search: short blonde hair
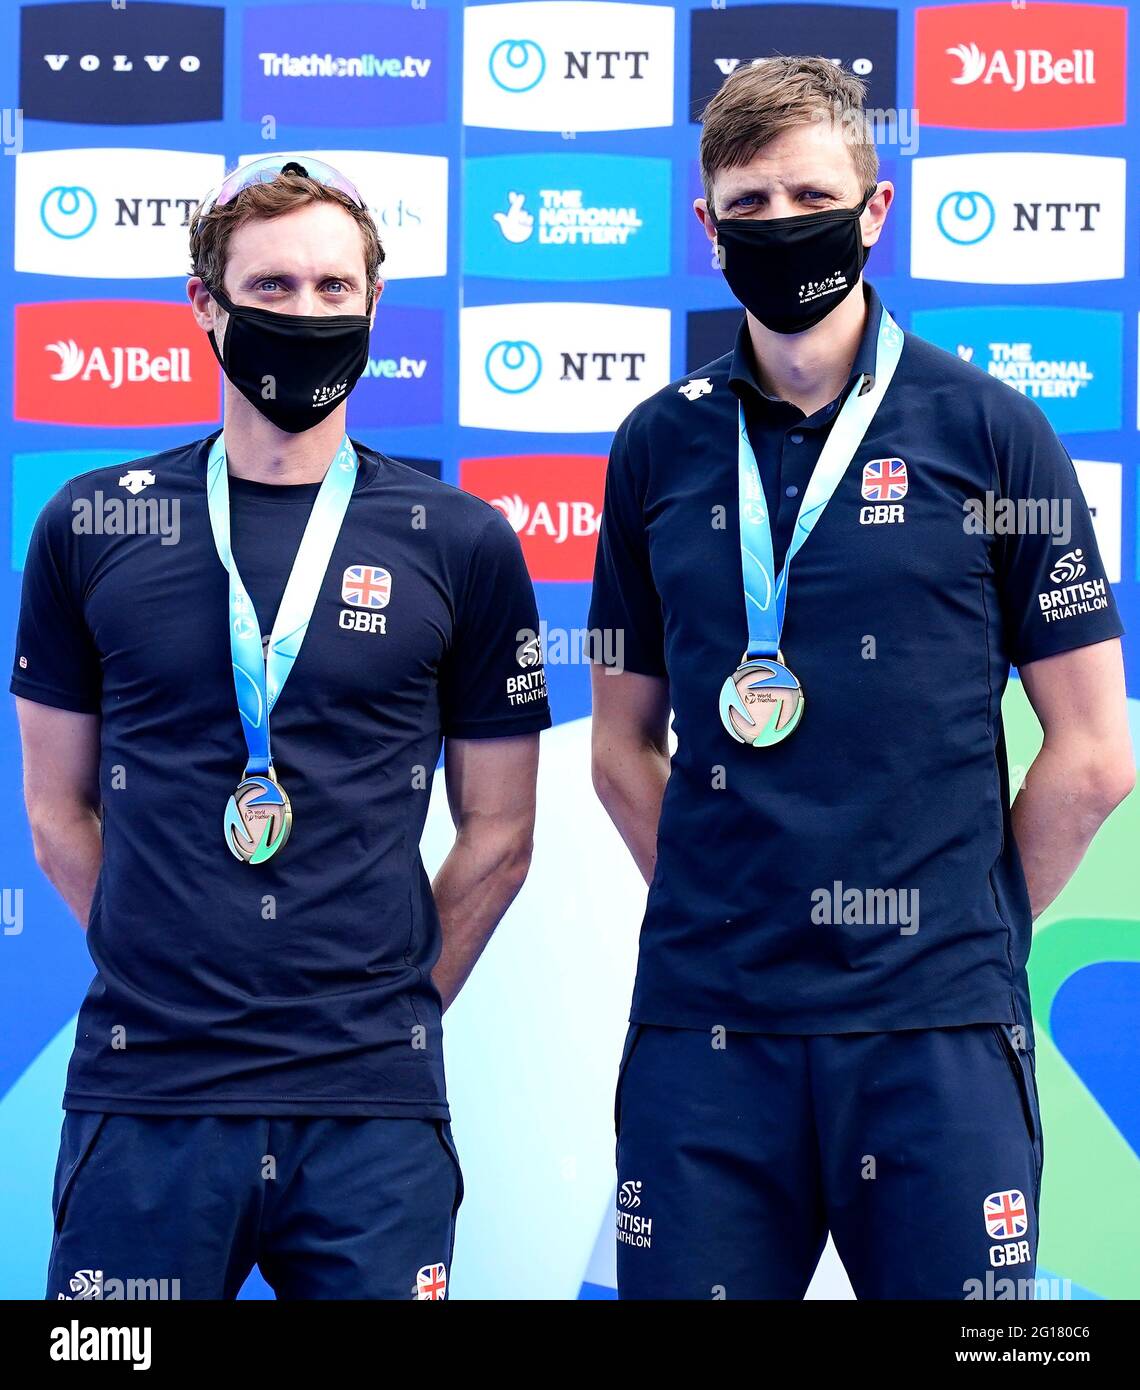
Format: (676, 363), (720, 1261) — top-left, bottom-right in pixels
(189, 171), (384, 304)
(699, 55), (878, 216)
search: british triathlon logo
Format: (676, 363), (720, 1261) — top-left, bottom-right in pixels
(1049, 549), (1086, 584)
(616, 1179), (653, 1248)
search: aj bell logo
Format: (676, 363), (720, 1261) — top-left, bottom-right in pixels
(492, 491), (600, 545)
(46, 339), (192, 389)
(947, 44), (1096, 93)
(338, 564), (390, 635)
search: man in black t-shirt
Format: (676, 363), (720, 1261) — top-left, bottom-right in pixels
(13, 156), (550, 1301)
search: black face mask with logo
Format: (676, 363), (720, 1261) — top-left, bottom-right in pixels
(207, 286), (372, 434)
(711, 191), (874, 335)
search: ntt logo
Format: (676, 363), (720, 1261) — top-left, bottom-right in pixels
(489, 39), (546, 93)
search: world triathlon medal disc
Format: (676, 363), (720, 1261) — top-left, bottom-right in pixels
(718, 658), (804, 747)
(224, 772), (293, 864)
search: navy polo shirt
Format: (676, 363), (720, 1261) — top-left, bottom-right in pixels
(589, 281), (1123, 1039)
(12, 436), (551, 1116)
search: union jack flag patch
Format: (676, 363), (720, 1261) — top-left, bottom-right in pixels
(983, 1189), (1028, 1240)
(341, 564), (391, 609)
(416, 1263), (447, 1300)
(861, 457), (908, 501)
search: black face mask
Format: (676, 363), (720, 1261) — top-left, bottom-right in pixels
(712, 191), (874, 335)
(207, 286), (372, 434)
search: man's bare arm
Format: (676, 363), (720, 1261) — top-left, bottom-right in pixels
(14, 697), (102, 927)
(590, 666), (671, 885)
(431, 732), (540, 1011)
(1014, 638), (1134, 917)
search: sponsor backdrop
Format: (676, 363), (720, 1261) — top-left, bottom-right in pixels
(0, 0), (1138, 1301)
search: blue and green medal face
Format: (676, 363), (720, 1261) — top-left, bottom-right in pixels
(720, 310), (904, 749)
(719, 656), (804, 747)
(207, 433), (358, 863)
(224, 772), (293, 864)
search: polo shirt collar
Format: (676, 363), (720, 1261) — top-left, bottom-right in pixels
(728, 280), (884, 408)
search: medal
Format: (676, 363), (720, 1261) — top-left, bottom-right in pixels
(719, 656), (804, 747)
(224, 770), (293, 864)
(207, 433), (358, 862)
(722, 309), (904, 747)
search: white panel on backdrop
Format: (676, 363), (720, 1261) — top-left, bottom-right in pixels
(15, 149), (226, 278)
(463, 2), (675, 132)
(459, 302), (670, 432)
(423, 716), (644, 1299)
(238, 151), (448, 280)
(1072, 459), (1122, 585)
(910, 154), (1125, 284)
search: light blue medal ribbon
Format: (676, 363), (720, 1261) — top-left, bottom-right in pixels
(720, 309), (905, 747)
(206, 433), (358, 861)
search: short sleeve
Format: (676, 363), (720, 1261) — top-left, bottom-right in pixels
(10, 483), (101, 713)
(439, 507), (552, 739)
(995, 402), (1124, 668)
(587, 412), (667, 677)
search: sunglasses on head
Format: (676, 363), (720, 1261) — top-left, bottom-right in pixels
(196, 155), (367, 219)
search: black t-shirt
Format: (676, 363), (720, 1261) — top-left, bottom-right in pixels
(11, 436), (551, 1116)
(588, 282), (1123, 1040)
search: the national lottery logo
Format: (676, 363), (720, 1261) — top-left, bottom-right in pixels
(861, 458), (908, 501)
(912, 306), (1121, 437)
(341, 565), (392, 609)
(415, 1263), (447, 1300)
(465, 153), (669, 281)
(983, 1189), (1028, 1240)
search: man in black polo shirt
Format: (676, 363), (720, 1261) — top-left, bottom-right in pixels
(13, 157), (550, 1299)
(589, 59), (1132, 1298)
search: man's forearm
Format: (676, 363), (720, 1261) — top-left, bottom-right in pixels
(1012, 741), (1132, 918)
(431, 828), (532, 1011)
(592, 743), (670, 885)
(30, 808), (103, 927)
